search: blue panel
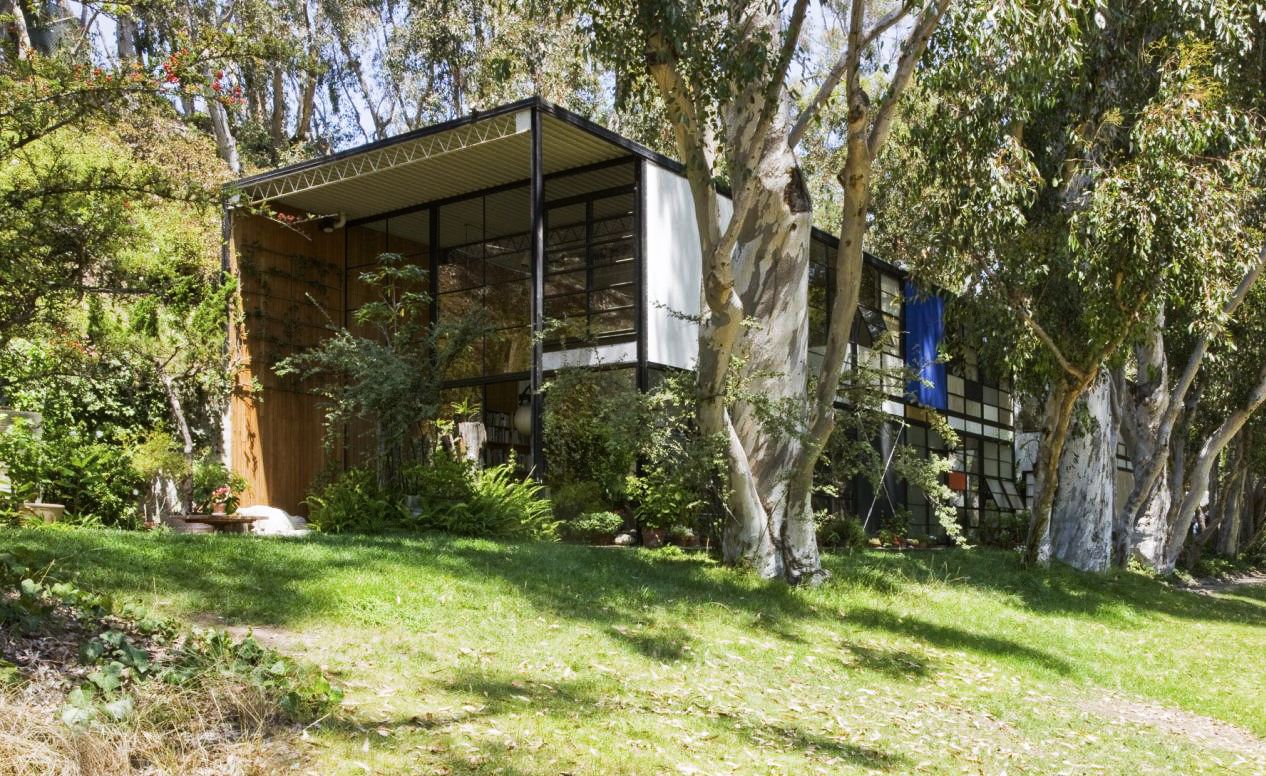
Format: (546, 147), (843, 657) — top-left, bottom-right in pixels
(903, 280), (947, 410)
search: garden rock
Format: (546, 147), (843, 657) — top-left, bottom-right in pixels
(613, 531), (636, 546)
(239, 505), (311, 537)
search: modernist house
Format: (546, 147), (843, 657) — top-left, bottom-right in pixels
(225, 97), (1023, 540)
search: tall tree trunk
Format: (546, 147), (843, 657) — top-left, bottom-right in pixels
(1024, 379), (1084, 567)
(115, 10), (139, 62)
(1047, 372), (1116, 570)
(1116, 309), (1168, 564)
(1121, 246), (1266, 553)
(156, 360), (195, 513)
(208, 93), (241, 174)
(5, 0), (33, 58)
(1216, 438), (1247, 557)
(270, 64), (286, 150)
(1161, 361), (1266, 571)
(646, 4), (820, 583)
(295, 71), (317, 142)
(726, 110), (818, 582)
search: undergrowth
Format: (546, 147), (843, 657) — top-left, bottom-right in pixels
(0, 551), (342, 775)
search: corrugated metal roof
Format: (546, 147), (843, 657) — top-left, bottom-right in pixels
(236, 101), (643, 223)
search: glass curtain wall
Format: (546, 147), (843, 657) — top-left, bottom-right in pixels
(421, 159), (641, 469)
(544, 164), (638, 349)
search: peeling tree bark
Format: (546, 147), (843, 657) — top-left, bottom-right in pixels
(1161, 362), (1266, 572)
(1025, 379), (1084, 566)
(1046, 372), (1117, 571)
(1121, 246), (1266, 562)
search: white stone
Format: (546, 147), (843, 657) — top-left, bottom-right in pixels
(239, 505), (312, 537)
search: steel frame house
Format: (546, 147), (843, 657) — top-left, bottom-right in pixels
(225, 97), (1023, 540)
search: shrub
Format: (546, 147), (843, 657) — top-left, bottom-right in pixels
(560, 510), (624, 542)
(191, 455), (247, 514)
(542, 369), (647, 502)
(456, 462), (556, 540)
(628, 372), (727, 533)
(0, 422), (143, 528)
(816, 511), (867, 550)
(550, 480), (609, 524)
(401, 449), (475, 511)
(305, 467), (404, 534)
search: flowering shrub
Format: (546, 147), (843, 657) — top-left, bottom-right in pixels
(191, 457), (247, 514)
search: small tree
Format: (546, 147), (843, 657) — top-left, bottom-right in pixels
(276, 254), (486, 491)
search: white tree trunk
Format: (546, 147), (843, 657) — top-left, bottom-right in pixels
(1159, 363), (1266, 572)
(1116, 312), (1169, 564)
(1045, 372), (1116, 571)
(208, 92), (242, 174)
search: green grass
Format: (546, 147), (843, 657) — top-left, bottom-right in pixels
(6, 526), (1265, 774)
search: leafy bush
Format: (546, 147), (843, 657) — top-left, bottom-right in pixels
(550, 480), (609, 524)
(816, 511), (868, 550)
(560, 510), (624, 542)
(424, 462), (556, 540)
(401, 449), (476, 510)
(307, 456), (555, 540)
(542, 369), (647, 502)
(191, 455), (247, 513)
(0, 421), (143, 528)
(628, 372), (727, 533)
(305, 467), (404, 534)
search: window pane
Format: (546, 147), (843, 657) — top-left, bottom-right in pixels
(590, 236), (635, 266)
(486, 327), (532, 375)
(591, 308), (635, 337)
(544, 292), (586, 320)
(439, 246), (483, 292)
(484, 247), (529, 285)
(546, 269), (587, 296)
(439, 288), (483, 323)
(486, 279), (531, 329)
(591, 283), (636, 313)
(592, 261), (635, 289)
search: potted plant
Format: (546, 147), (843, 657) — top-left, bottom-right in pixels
(667, 525), (699, 548)
(562, 510), (624, 545)
(192, 457), (246, 515)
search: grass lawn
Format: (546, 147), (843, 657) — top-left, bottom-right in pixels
(5, 527), (1265, 775)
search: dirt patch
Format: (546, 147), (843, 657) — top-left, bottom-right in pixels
(1182, 571), (1266, 596)
(189, 614), (314, 654)
(1082, 692), (1266, 765)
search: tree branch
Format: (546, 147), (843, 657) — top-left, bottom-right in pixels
(788, 0), (917, 147)
(868, 0), (950, 158)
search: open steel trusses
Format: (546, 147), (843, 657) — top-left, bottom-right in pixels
(235, 109), (530, 205)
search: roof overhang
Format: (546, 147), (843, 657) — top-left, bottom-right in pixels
(229, 97), (680, 223)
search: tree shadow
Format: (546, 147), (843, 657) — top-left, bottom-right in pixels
(828, 549), (1266, 626)
(844, 607), (1072, 674)
(839, 641), (933, 678)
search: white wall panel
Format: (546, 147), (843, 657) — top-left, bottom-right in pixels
(543, 341), (637, 371)
(643, 161), (726, 370)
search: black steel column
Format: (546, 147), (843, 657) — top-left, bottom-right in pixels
(429, 207), (439, 326)
(529, 107), (546, 476)
(635, 160), (648, 392)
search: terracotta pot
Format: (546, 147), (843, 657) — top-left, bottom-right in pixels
(641, 527), (666, 548)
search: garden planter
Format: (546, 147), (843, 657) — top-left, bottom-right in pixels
(21, 502), (64, 523)
(589, 532), (618, 546)
(641, 528), (666, 548)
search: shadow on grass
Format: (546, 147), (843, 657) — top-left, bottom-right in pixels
(7, 529), (1262, 668)
(839, 642), (932, 678)
(827, 548), (1266, 626)
(844, 607), (1072, 674)
(327, 667), (911, 773)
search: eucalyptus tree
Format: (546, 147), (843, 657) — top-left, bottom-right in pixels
(872, 0), (1266, 567)
(577, 0), (949, 582)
